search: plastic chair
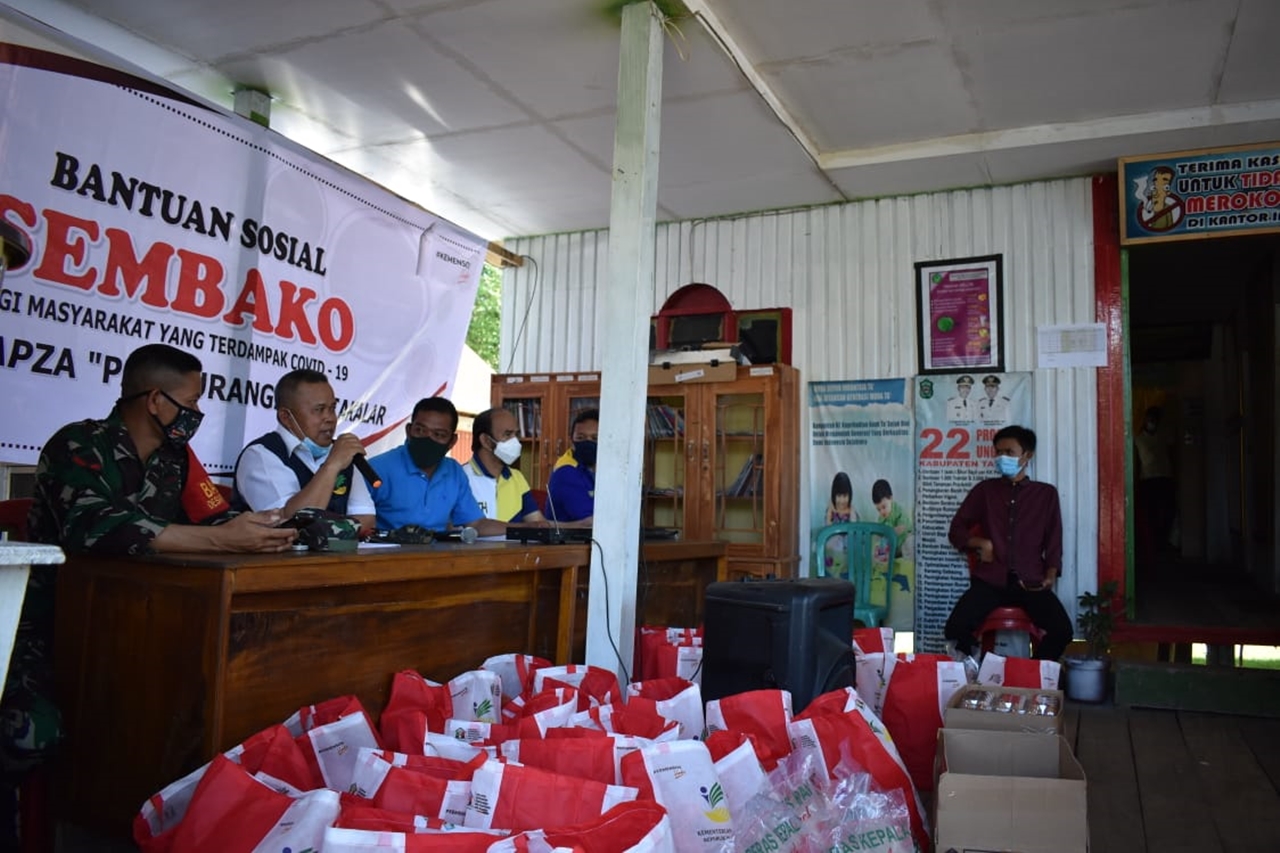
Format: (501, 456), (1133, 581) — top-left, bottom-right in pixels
(975, 606), (1046, 657)
(813, 521), (897, 628)
(530, 488), (548, 516)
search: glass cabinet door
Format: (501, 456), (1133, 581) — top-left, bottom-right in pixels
(556, 379), (601, 462)
(713, 387), (767, 546)
(499, 385), (549, 491)
(643, 391), (690, 533)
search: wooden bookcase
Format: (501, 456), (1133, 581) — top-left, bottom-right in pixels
(491, 370), (601, 491)
(492, 365), (799, 580)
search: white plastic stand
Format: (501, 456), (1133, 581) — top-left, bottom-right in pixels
(0, 542), (65, 690)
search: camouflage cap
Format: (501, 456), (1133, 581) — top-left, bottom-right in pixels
(297, 515), (360, 551)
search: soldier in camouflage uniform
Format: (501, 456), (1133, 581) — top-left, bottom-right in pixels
(2, 344), (298, 840)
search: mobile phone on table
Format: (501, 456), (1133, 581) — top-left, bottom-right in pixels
(275, 508), (322, 529)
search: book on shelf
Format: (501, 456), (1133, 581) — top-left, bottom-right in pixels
(645, 487), (684, 497)
(503, 400), (542, 438)
(646, 404), (685, 438)
(726, 453), (763, 497)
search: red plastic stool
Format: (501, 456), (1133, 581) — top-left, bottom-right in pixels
(976, 606), (1046, 658)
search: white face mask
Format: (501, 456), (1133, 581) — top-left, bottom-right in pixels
(493, 435), (522, 465)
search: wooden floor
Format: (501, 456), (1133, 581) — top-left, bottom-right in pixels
(1065, 700), (1280, 853)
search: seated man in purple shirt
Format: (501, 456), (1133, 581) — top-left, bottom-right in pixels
(944, 425), (1073, 661)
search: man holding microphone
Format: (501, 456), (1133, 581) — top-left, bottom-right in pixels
(232, 368), (378, 530)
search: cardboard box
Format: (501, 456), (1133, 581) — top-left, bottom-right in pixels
(934, 728), (1088, 853)
(647, 359), (737, 385)
(944, 685), (1065, 735)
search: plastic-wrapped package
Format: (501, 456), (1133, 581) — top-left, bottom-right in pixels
(813, 762), (916, 853)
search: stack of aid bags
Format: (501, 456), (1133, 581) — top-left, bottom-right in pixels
(132, 652), (930, 853)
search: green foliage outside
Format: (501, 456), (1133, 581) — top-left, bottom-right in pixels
(466, 264), (502, 370)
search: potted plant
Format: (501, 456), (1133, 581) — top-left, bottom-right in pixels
(1063, 580), (1118, 702)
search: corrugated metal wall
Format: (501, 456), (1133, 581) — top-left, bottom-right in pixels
(501, 177), (1099, 608)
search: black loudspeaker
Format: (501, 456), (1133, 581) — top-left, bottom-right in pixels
(701, 577), (856, 713)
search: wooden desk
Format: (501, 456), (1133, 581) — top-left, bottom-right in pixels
(54, 538), (725, 833)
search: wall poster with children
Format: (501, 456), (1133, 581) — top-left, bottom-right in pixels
(912, 371), (1033, 652)
(807, 380), (916, 631)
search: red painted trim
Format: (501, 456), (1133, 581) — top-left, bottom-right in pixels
(1114, 623), (1280, 646)
(0, 43), (204, 108)
(1093, 175), (1128, 620)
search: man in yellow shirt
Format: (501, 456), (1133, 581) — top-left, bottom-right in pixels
(463, 407), (547, 524)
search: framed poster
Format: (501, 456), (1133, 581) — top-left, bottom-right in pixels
(915, 254), (1004, 375)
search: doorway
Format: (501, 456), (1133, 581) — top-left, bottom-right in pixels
(1124, 233), (1280, 633)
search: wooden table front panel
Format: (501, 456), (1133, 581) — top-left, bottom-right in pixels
(55, 543), (585, 834)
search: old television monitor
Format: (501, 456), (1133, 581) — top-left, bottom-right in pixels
(667, 313), (726, 350)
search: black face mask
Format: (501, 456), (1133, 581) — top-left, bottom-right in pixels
(155, 391), (204, 447)
(407, 436), (450, 470)
(122, 389), (204, 447)
(573, 439), (598, 468)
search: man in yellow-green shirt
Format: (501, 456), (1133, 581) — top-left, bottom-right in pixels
(463, 407), (547, 523)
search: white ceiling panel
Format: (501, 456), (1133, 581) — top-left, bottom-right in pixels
(556, 89), (825, 190)
(828, 153), (992, 202)
(379, 0), (466, 15)
(425, 123), (611, 205)
(708, 0), (944, 63)
(957, 2), (1235, 128)
(659, 167), (843, 222)
(761, 40), (974, 149)
(326, 142), (516, 238)
(985, 120), (1280, 188)
(1218, 0), (1280, 102)
(398, 0), (625, 120)
(67, 0), (387, 63)
(215, 21), (529, 143)
(933, 0), (1180, 30)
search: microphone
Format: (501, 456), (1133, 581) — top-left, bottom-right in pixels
(433, 527), (478, 544)
(353, 453), (382, 489)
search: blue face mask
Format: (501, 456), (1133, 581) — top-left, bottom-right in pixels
(301, 435), (330, 461)
(287, 410), (330, 461)
(995, 454), (1023, 478)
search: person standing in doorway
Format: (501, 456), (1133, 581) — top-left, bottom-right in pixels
(1135, 405), (1176, 566)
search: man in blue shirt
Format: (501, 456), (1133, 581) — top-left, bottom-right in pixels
(368, 397), (507, 537)
(547, 407), (598, 524)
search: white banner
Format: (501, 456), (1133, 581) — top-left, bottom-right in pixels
(0, 50), (485, 474)
(807, 379), (916, 630)
(911, 372), (1033, 652)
